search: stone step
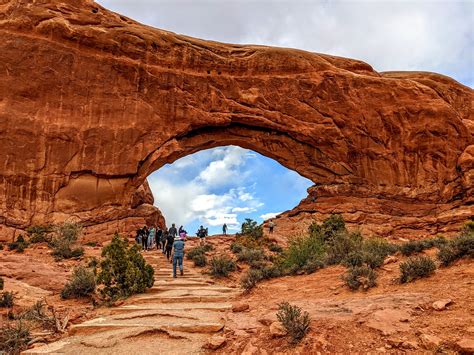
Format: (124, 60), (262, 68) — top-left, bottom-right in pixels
(70, 322), (224, 336)
(149, 286), (237, 293)
(153, 280), (212, 287)
(132, 294), (230, 304)
(111, 302), (232, 313)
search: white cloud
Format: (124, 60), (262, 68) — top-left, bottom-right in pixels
(148, 146), (263, 231)
(260, 212), (282, 221)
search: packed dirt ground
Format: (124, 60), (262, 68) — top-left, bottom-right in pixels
(1, 231), (473, 354)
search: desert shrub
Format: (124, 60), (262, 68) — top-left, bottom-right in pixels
(277, 302), (311, 344)
(8, 235), (29, 253)
(85, 241), (98, 247)
(209, 255), (236, 277)
(96, 234), (154, 301)
(0, 276), (4, 290)
(241, 218), (263, 239)
(342, 266), (377, 291)
(19, 300), (57, 331)
(192, 253), (207, 267)
(437, 233), (474, 266)
(61, 266), (96, 299)
(241, 268), (263, 291)
(261, 264), (282, 279)
(309, 214), (346, 242)
(50, 222), (84, 260)
(26, 225), (53, 244)
(279, 233), (325, 273)
(230, 242), (243, 254)
(0, 291), (15, 308)
(399, 240), (426, 256)
(302, 258), (325, 274)
(237, 247), (265, 263)
(399, 256), (436, 283)
(186, 246), (207, 260)
(268, 243), (283, 253)
(325, 231), (362, 265)
(0, 321), (31, 354)
(462, 219), (474, 235)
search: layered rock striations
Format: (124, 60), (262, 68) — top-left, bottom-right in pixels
(0, 0), (472, 241)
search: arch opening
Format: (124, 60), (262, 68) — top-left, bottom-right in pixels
(146, 145), (313, 235)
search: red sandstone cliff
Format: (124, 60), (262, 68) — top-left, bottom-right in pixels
(0, 0), (472, 241)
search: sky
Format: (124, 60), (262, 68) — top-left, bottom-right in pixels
(97, 0), (473, 234)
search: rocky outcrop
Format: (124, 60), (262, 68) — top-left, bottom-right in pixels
(0, 0), (472, 241)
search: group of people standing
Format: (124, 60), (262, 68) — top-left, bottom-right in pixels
(135, 223), (187, 277)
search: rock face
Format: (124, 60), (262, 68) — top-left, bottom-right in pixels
(0, 0), (472, 241)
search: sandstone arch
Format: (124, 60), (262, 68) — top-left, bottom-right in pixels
(0, 0), (472, 241)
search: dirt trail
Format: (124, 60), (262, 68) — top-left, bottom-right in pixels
(24, 251), (239, 354)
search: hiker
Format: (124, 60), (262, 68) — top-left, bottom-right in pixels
(135, 228), (142, 245)
(148, 225), (156, 249)
(165, 230), (174, 261)
(172, 235), (185, 278)
(162, 228), (169, 254)
(178, 225), (184, 234)
(197, 225), (206, 245)
(141, 226), (149, 251)
(223, 223), (228, 235)
(269, 221), (275, 234)
(155, 227), (163, 250)
(179, 228), (187, 241)
(169, 223), (178, 239)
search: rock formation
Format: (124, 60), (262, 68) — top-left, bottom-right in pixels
(0, 0), (472, 241)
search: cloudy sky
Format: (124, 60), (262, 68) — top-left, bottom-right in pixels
(98, 0), (473, 234)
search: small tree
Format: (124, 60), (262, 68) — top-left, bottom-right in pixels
(50, 222), (84, 260)
(96, 234), (154, 301)
(241, 218), (263, 239)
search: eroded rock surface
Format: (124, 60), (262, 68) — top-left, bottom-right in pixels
(0, 0), (472, 241)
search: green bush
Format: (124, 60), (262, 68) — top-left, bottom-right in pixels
(192, 253), (207, 267)
(399, 256), (436, 283)
(8, 235), (29, 253)
(276, 302), (311, 344)
(50, 222), (84, 260)
(437, 233), (474, 266)
(241, 218), (263, 239)
(241, 269), (263, 291)
(230, 242), (243, 254)
(0, 291), (15, 308)
(399, 240), (425, 256)
(0, 321), (31, 354)
(342, 266), (377, 291)
(302, 258), (325, 274)
(279, 233), (325, 273)
(186, 246), (206, 260)
(61, 266), (96, 299)
(237, 247), (265, 263)
(26, 225), (53, 244)
(261, 264), (282, 279)
(325, 231), (362, 265)
(209, 255), (236, 277)
(268, 243), (283, 253)
(96, 234), (154, 301)
(0, 277), (4, 291)
(309, 214), (346, 242)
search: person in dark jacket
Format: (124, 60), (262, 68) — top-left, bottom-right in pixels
(141, 226), (149, 251)
(165, 232), (174, 261)
(155, 228), (163, 250)
(172, 237), (185, 277)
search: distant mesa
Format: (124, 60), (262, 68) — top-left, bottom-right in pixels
(0, 0), (472, 241)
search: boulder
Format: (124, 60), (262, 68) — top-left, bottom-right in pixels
(232, 302), (250, 312)
(269, 322), (287, 337)
(419, 334), (442, 349)
(456, 338), (474, 354)
(432, 299), (453, 311)
(205, 335), (226, 350)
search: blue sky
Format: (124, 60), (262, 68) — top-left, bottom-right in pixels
(97, 0), (473, 234)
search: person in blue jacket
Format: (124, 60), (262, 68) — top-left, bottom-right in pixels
(172, 236), (185, 278)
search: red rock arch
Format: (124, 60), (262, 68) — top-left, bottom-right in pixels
(0, 0), (472, 241)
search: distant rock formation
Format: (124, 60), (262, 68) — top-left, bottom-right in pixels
(0, 0), (472, 241)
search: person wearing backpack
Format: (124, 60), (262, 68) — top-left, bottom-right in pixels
(172, 236), (185, 278)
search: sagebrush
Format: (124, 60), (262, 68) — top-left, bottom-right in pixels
(399, 256), (436, 283)
(342, 266), (377, 291)
(209, 255), (236, 277)
(277, 302), (311, 344)
(61, 266), (96, 299)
